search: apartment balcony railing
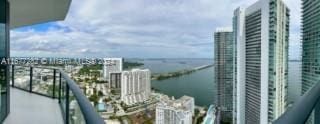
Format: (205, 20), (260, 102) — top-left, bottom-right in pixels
(10, 65), (105, 124)
(273, 80), (320, 124)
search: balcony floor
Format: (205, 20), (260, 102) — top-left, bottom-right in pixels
(4, 88), (64, 124)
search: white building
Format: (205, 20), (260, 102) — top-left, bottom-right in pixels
(202, 105), (217, 124)
(233, 0), (289, 124)
(103, 58), (123, 80)
(121, 69), (151, 105)
(233, 7), (246, 124)
(156, 96), (194, 124)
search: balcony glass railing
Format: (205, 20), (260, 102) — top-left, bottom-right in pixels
(11, 65), (105, 124)
(273, 80), (320, 124)
(12, 66), (31, 91)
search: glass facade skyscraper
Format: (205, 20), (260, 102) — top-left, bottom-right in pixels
(267, 0), (289, 122)
(301, 0), (320, 123)
(214, 28), (234, 123)
(301, 0), (320, 95)
(0, 0), (9, 122)
(233, 0), (289, 123)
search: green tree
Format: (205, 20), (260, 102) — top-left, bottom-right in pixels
(89, 94), (99, 105)
(98, 91), (103, 97)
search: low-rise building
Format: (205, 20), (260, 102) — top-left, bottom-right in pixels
(156, 96), (195, 124)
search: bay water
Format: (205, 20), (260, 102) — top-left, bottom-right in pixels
(130, 58), (301, 107)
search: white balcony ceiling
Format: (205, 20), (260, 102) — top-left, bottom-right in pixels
(8, 0), (71, 29)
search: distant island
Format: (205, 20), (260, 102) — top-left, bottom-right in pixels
(123, 61), (144, 69)
(152, 64), (214, 81)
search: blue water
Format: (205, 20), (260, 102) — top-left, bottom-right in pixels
(152, 66), (215, 107)
(128, 58), (214, 106)
(128, 58), (300, 107)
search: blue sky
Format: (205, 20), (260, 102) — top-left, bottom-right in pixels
(10, 0), (301, 59)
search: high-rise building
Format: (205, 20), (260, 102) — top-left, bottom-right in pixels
(156, 96), (194, 124)
(121, 69), (151, 105)
(109, 72), (122, 89)
(301, 0), (320, 96)
(214, 27), (234, 123)
(103, 58), (123, 80)
(301, 0), (320, 123)
(233, 0), (289, 123)
(233, 7), (246, 124)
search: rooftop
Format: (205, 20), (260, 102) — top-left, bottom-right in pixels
(158, 95), (194, 111)
(215, 27), (233, 32)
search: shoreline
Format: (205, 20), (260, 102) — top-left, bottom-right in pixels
(151, 64), (214, 81)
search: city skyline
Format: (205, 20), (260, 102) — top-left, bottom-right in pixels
(10, 0), (301, 59)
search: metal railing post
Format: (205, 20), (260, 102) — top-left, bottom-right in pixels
(316, 99), (320, 124)
(65, 84), (70, 124)
(60, 70), (105, 124)
(11, 65), (14, 87)
(53, 69), (56, 98)
(29, 66), (33, 92)
(59, 72), (62, 102)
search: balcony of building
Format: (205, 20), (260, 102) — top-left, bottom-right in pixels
(4, 88), (63, 124)
(0, 0), (107, 123)
(273, 79), (320, 124)
(3, 65), (105, 124)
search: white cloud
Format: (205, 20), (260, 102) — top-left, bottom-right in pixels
(10, 0), (301, 59)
